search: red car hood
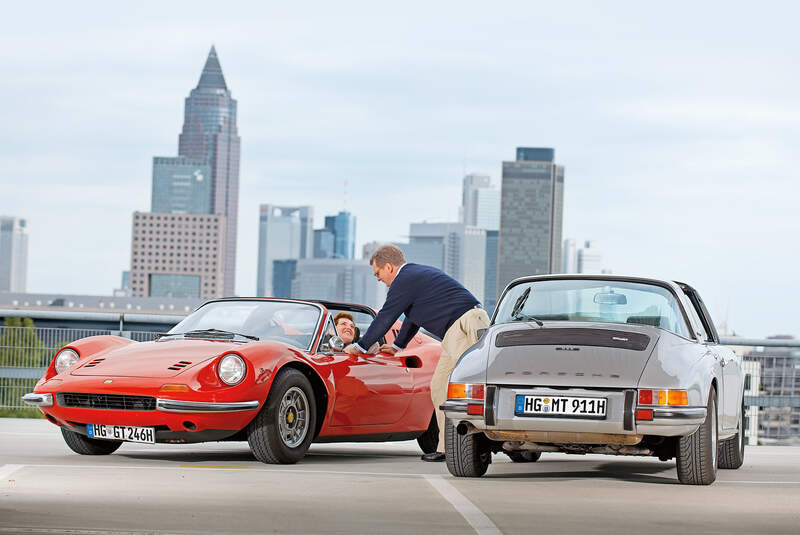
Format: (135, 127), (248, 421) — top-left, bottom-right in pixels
(69, 339), (242, 378)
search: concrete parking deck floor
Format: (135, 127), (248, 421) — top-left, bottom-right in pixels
(1, 418), (799, 534)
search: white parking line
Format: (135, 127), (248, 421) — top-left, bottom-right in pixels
(424, 475), (503, 535)
(0, 464), (26, 480)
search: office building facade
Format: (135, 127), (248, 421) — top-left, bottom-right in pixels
(151, 156), (213, 214)
(281, 258), (387, 310)
(484, 230), (499, 314)
(461, 173), (500, 231)
(129, 212), (226, 299)
(498, 147), (564, 291)
(177, 47), (241, 296)
(256, 205), (314, 297)
(0, 216), (28, 293)
(577, 241), (604, 274)
(314, 229), (335, 259)
(405, 222), (486, 304)
(324, 211), (356, 259)
(744, 340), (800, 444)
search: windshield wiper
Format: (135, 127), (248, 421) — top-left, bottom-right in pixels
(509, 287), (544, 327)
(161, 329), (259, 341)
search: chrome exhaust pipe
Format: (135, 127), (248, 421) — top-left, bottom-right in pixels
(456, 421), (483, 435)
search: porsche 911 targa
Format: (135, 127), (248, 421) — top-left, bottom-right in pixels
(441, 275), (745, 485)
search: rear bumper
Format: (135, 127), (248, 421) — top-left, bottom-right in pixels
(443, 386), (706, 439)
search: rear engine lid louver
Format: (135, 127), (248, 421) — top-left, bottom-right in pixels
(496, 328), (650, 351)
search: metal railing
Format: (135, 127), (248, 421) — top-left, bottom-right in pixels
(0, 324), (163, 410)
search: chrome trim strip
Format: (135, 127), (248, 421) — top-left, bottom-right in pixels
(22, 393), (53, 407)
(440, 400), (469, 413)
(638, 406), (707, 425)
(156, 399), (260, 413)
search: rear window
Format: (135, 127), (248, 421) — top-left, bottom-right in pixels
(494, 279), (690, 339)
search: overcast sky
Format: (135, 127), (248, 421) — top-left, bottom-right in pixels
(1, 1), (798, 338)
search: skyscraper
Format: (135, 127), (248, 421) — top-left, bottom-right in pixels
(405, 222), (486, 303)
(256, 204), (314, 297)
(151, 156), (212, 214)
(498, 147), (564, 291)
(484, 230), (499, 314)
(577, 240), (604, 274)
(313, 229), (335, 259)
(562, 238), (577, 273)
(461, 173), (500, 231)
(324, 211), (356, 259)
(178, 46), (241, 296)
(0, 216), (28, 292)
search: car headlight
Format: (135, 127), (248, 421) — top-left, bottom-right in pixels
(217, 354), (246, 385)
(54, 348), (80, 374)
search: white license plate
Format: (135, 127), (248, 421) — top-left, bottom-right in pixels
(87, 424), (155, 443)
(515, 395), (607, 417)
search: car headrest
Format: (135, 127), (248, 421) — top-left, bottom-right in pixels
(626, 316), (663, 327)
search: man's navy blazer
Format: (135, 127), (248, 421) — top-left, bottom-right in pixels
(355, 263), (480, 351)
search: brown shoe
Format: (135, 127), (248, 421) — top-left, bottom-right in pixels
(421, 452), (446, 462)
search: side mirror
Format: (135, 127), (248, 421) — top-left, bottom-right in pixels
(329, 335), (345, 352)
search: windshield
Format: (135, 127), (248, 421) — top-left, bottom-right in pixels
(495, 279), (691, 338)
(167, 300), (322, 350)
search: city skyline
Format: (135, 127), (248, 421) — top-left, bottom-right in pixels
(2, 3), (798, 338)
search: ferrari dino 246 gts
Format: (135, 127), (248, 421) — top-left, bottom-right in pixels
(23, 299), (441, 463)
(442, 275), (746, 485)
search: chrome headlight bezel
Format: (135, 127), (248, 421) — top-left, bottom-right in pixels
(217, 354), (246, 386)
(54, 348), (80, 375)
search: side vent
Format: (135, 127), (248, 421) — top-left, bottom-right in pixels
(167, 360), (193, 371)
(82, 358), (105, 368)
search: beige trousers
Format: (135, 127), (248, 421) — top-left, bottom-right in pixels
(430, 307), (491, 453)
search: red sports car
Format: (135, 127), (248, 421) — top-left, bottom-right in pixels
(23, 298), (442, 463)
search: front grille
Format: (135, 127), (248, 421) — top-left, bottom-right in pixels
(57, 392), (156, 411)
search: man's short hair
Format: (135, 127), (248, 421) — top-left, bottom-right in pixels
(370, 244), (406, 267)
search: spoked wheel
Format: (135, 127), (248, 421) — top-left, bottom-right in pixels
(248, 368), (316, 464)
(676, 387), (718, 485)
(719, 398), (746, 469)
(61, 428), (122, 455)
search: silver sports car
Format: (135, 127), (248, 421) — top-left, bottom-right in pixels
(441, 275), (745, 485)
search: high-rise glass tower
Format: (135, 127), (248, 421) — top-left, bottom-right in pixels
(256, 205), (314, 297)
(178, 46), (240, 296)
(324, 211), (356, 259)
(0, 216), (28, 292)
(498, 147), (564, 292)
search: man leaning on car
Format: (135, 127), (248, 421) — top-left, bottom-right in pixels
(344, 244), (490, 462)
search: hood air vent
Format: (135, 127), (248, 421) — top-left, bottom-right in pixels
(82, 358), (106, 368)
(167, 360), (193, 371)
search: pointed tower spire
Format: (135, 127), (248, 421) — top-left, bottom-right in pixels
(197, 45), (228, 90)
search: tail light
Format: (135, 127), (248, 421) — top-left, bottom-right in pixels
(447, 383), (485, 400)
(638, 389), (688, 406)
(448, 383), (486, 417)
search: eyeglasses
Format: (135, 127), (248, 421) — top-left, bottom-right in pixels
(373, 266), (382, 278)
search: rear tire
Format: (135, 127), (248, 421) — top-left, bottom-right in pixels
(247, 368), (316, 464)
(61, 428), (122, 455)
(416, 413), (439, 454)
(676, 387), (718, 485)
(506, 450), (541, 463)
(719, 398), (746, 469)
(445, 419), (491, 477)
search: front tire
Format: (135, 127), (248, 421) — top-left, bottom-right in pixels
(676, 387), (718, 485)
(719, 398), (746, 469)
(445, 419), (491, 478)
(247, 368), (316, 464)
(61, 428), (122, 455)
(506, 450), (541, 463)
(416, 413), (439, 454)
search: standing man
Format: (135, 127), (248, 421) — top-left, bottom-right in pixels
(344, 244), (490, 462)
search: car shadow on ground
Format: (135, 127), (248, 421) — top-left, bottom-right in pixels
(115, 445), (423, 465)
(486, 459), (678, 485)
